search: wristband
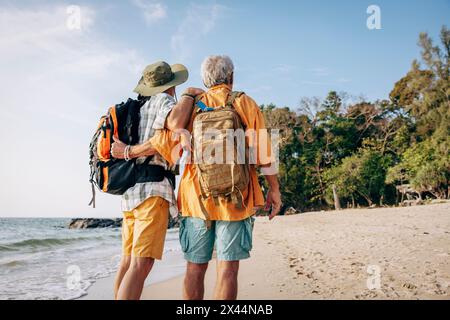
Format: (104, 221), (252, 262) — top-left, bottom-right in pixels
(124, 145), (131, 161)
(181, 93), (196, 100)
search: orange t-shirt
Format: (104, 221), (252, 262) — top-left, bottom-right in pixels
(150, 84), (273, 221)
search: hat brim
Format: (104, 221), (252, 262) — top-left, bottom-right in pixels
(133, 64), (189, 97)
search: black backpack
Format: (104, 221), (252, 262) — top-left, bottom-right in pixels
(88, 97), (174, 208)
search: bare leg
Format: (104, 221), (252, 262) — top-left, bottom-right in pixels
(113, 255), (131, 300)
(214, 261), (239, 300)
(183, 261), (209, 300)
(116, 257), (154, 300)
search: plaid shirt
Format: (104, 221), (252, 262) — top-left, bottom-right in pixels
(121, 93), (178, 218)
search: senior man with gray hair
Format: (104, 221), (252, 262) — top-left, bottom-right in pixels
(176, 55), (282, 300)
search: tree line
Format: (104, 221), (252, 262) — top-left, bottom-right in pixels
(260, 26), (449, 212)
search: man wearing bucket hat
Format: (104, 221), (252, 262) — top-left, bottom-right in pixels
(111, 61), (203, 300)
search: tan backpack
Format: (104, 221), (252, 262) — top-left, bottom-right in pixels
(193, 91), (250, 225)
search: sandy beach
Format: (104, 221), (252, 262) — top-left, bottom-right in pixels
(142, 203), (450, 300)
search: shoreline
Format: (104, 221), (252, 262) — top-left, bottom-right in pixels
(79, 249), (186, 300)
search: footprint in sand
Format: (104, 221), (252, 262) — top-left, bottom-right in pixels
(434, 282), (447, 295)
(402, 283), (417, 290)
(350, 262), (364, 267)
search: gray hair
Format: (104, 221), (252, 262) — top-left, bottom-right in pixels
(201, 55), (234, 88)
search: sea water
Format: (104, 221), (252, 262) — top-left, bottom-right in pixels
(0, 218), (181, 300)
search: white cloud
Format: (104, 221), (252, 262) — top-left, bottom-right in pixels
(301, 78), (352, 86)
(310, 67), (330, 77)
(171, 3), (226, 61)
(0, 4), (150, 217)
(132, 0), (167, 25)
(301, 80), (330, 86)
(273, 64), (296, 74)
(247, 85), (273, 93)
(0, 5), (144, 81)
(337, 77), (351, 83)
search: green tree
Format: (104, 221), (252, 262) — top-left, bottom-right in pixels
(324, 149), (391, 207)
(390, 26), (450, 139)
(386, 25), (450, 200)
(257, 26), (449, 213)
(387, 137), (449, 199)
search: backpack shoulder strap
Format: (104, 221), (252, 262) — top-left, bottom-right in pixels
(225, 91), (244, 108)
(123, 99), (142, 145)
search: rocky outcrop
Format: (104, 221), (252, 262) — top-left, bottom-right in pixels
(69, 216), (181, 229)
(68, 218), (122, 229)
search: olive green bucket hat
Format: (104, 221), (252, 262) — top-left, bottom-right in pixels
(134, 61), (189, 96)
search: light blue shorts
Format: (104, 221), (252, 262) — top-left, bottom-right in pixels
(179, 216), (255, 264)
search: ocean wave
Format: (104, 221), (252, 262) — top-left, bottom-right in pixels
(0, 236), (113, 252)
(0, 245), (16, 252)
(0, 259), (28, 267)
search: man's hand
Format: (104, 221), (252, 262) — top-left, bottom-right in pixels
(184, 87), (205, 96)
(264, 187), (282, 220)
(166, 87), (205, 131)
(111, 136), (127, 159)
(111, 136), (156, 159)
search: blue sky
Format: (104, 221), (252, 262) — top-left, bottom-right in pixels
(87, 0), (448, 105)
(0, 0), (448, 217)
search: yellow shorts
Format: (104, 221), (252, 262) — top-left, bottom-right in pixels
(122, 196), (169, 259)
